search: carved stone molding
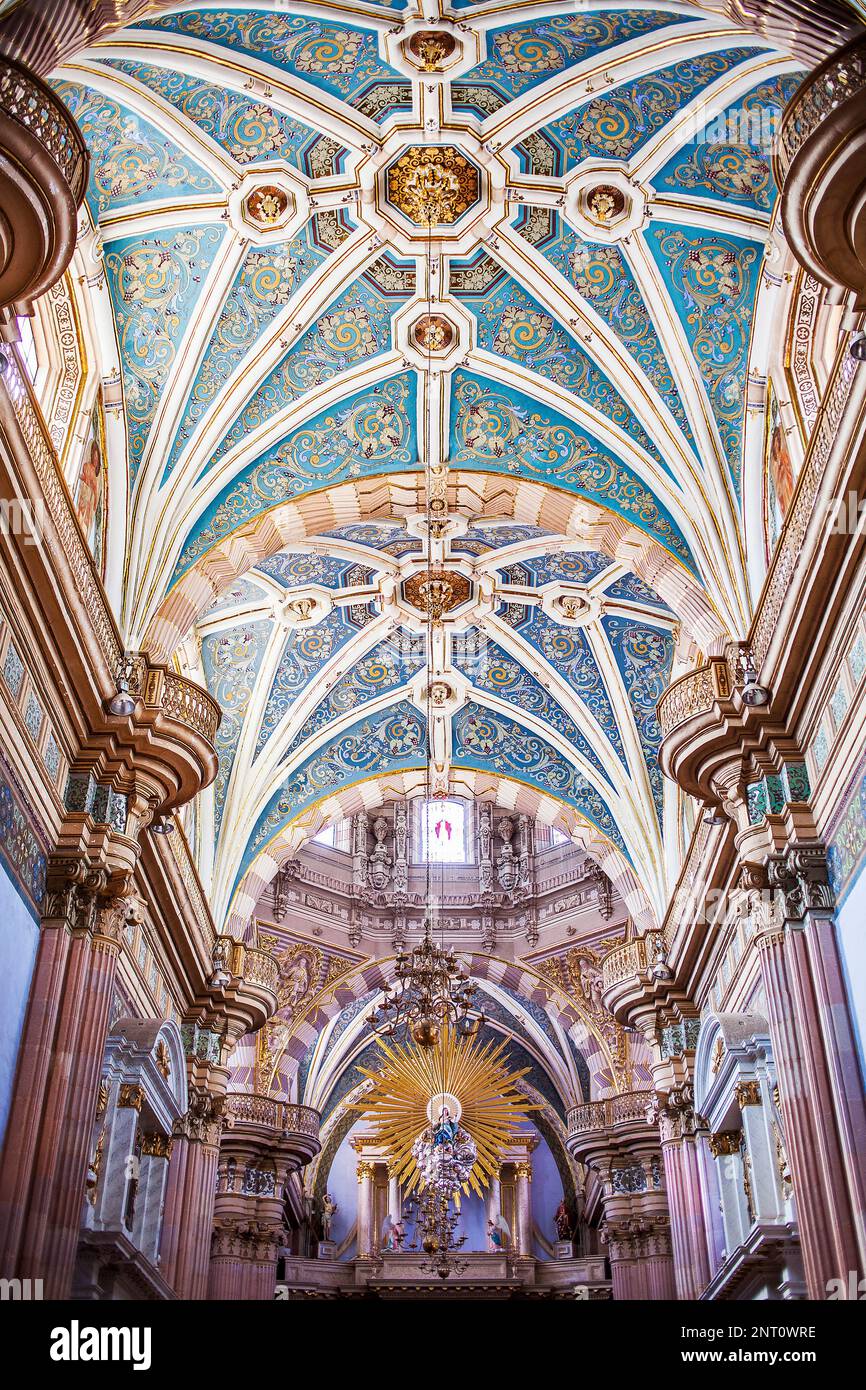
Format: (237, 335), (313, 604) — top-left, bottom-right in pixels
(601, 1214), (672, 1262)
(211, 1218), (283, 1264)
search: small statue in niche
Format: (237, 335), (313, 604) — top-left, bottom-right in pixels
(367, 816), (392, 891)
(85, 1130), (105, 1206)
(488, 1214), (510, 1251)
(496, 816), (518, 893)
(210, 937), (232, 988)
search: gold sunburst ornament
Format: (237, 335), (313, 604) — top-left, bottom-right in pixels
(353, 1028), (536, 1198)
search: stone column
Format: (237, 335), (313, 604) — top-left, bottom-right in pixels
(388, 1174), (401, 1226)
(135, 1133), (172, 1264)
(0, 864), (133, 1296)
(514, 1160), (533, 1256)
(209, 1222), (282, 1299)
(603, 1215), (675, 1300)
(660, 1087), (713, 1300)
(159, 1086), (224, 1299)
(755, 846), (865, 1294)
(356, 1160), (375, 1257)
(485, 1167), (501, 1246)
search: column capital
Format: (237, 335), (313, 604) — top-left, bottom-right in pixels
(735, 1080), (762, 1108)
(174, 1086), (226, 1147)
(708, 1129), (741, 1158)
(659, 1083), (702, 1143)
(211, 1217), (283, 1264)
(766, 844), (834, 925)
(601, 1214), (672, 1261)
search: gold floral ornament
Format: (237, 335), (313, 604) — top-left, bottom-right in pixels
(404, 568), (472, 620)
(411, 314), (456, 353)
(584, 184), (627, 225)
(353, 1028), (536, 1197)
(244, 185), (290, 227)
(386, 146), (479, 226)
(405, 31), (458, 72)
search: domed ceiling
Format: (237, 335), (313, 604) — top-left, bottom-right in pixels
(52, 1), (803, 935)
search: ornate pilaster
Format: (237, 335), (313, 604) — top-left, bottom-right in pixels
(159, 1084), (226, 1300)
(658, 1080), (714, 1300)
(0, 854), (138, 1296)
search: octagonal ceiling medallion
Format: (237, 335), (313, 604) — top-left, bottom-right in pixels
(244, 184), (291, 229)
(403, 568), (473, 619)
(411, 313), (457, 353)
(403, 30), (460, 72)
(385, 146), (480, 227)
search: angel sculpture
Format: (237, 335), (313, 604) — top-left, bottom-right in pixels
(380, 1213), (405, 1251)
(487, 1213), (511, 1251)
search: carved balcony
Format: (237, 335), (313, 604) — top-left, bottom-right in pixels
(210, 943), (280, 1040)
(656, 650), (745, 803)
(224, 1093), (321, 1172)
(777, 35), (866, 307)
(0, 56), (87, 315)
(566, 1090), (657, 1169)
(1, 348), (221, 811)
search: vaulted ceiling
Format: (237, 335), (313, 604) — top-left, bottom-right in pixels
(54, 1), (803, 934)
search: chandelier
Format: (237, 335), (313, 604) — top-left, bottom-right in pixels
(410, 1186), (469, 1279)
(367, 921), (483, 1046)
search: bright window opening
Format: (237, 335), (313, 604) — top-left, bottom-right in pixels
(312, 824), (336, 848)
(420, 800), (468, 863)
(17, 316), (38, 382)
